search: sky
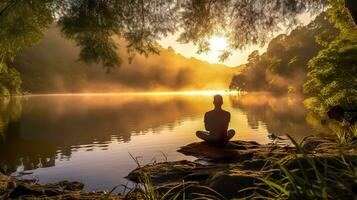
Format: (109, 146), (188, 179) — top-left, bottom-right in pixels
(158, 13), (316, 67)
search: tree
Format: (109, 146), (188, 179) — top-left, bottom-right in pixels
(0, 0), (57, 96)
(0, 0), (56, 62)
(230, 12), (338, 94)
(304, 0), (357, 114)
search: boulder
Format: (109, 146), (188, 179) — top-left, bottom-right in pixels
(302, 136), (336, 152)
(127, 160), (224, 185)
(178, 140), (292, 163)
(9, 184), (45, 199)
(206, 171), (262, 199)
(46, 180), (84, 191)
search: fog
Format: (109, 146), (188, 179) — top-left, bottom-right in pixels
(12, 27), (237, 93)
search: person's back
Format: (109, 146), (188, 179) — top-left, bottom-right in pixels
(196, 95), (235, 145)
(204, 109), (230, 139)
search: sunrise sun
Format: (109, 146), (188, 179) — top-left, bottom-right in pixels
(209, 36), (228, 52)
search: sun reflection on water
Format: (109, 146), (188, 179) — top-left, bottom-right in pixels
(26, 90), (245, 96)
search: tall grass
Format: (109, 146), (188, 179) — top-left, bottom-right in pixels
(331, 123), (357, 145)
(246, 135), (357, 200)
(125, 129), (357, 200)
(125, 152), (225, 200)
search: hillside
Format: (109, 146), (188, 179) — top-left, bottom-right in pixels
(11, 27), (237, 93)
(229, 13), (339, 94)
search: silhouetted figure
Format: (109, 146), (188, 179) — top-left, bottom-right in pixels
(196, 95), (235, 145)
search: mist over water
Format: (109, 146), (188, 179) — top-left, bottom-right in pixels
(12, 27), (236, 94)
(0, 93), (325, 192)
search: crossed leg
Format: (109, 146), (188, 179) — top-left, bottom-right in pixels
(196, 129), (236, 143)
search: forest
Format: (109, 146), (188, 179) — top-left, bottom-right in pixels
(1, 0), (355, 115)
(229, 1), (356, 115)
(0, 1), (357, 199)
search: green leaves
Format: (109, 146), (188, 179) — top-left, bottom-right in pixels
(230, 12), (337, 94)
(0, 0), (55, 62)
(304, 30), (357, 113)
(0, 63), (22, 96)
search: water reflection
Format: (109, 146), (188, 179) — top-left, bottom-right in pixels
(0, 95), (210, 174)
(0, 93), (324, 191)
(229, 93), (318, 141)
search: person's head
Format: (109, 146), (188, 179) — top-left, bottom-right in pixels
(213, 94), (223, 108)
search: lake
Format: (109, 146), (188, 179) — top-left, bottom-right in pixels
(0, 92), (325, 193)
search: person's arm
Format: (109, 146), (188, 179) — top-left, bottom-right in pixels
(224, 112), (231, 130)
(204, 112), (210, 131)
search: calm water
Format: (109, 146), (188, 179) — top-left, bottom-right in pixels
(0, 93), (324, 192)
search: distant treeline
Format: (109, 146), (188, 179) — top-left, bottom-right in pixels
(10, 27), (236, 93)
(229, 13), (338, 94)
(230, 2), (357, 114)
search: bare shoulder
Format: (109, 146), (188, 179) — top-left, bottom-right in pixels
(222, 109), (231, 116)
(205, 110), (214, 115)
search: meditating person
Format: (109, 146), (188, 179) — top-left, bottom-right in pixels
(196, 94), (235, 145)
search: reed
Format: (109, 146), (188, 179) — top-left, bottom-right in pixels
(244, 135), (357, 200)
(125, 152), (225, 200)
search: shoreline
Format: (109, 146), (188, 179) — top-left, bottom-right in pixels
(2, 135), (356, 199)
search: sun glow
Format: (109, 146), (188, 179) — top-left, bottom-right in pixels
(26, 90), (244, 97)
(209, 36), (228, 52)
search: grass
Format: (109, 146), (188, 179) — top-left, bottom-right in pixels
(124, 152), (226, 200)
(332, 123), (357, 145)
(244, 135), (357, 200)
(122, 127), (357, 200)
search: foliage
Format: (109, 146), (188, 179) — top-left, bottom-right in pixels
(0, 63), (22, 96)
(0, 0), (58, 96)
(125, 153), (225, 200)
(0, 0), (354, 96)
(12, 27), (235, 93)
(246, 136), (357, 200)
(0, 0), (56, 62)
(230, 12), (338, 94)
(2, 0), (330, 70)
(303, 0), (357, 114)
(0, 98), (22, 140)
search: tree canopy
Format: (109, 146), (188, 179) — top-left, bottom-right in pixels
(1, 0), (331, 69)
(304, 0), (357, 114)
(1, 0), (356, 105)
(229, 12), (339, 94)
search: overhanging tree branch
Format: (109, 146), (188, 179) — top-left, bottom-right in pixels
(0, 0), (18, 17)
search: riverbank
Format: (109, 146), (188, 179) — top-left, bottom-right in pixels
(127, 136), (357, 199)
(1, 136), (356, 199)
(0, 173), (123, 199)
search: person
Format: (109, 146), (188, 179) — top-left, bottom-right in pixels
(196, 94), (235, 145)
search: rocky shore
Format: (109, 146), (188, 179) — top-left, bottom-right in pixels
(127, 136), (357, 199)
(0, 174), (123, 199)
(1, 136), (356, 199)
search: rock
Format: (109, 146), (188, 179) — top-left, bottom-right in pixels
(44, 188), (62, 196)
(46, 180), (84, 191)
(127, 160), (223, 185)
(0, 172), (123, 199)
(241, 159), (268, 170)
(178, 142), (240, 162)
(302, 136), (336, 152)
(9, 184), (45, 198)
(178, 140), (292, 163)
(206, 171), (262, 199)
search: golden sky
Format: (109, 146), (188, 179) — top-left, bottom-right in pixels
(158, 13), (315, 67)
